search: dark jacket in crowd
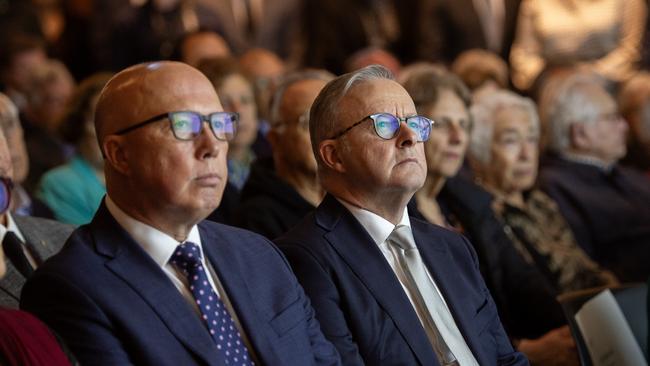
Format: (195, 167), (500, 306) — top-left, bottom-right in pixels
(233, 158), (316, 240)
(409, 176), (566, 340)
(539, 156), (650, 282)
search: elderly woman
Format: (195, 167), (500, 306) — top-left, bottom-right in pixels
(198, 57), (260, 191)
(402, 66), (578, 365)
(469, 89), (617, 294)
(36, 73), (112, 225)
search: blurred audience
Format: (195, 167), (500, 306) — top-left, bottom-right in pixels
(234, 70), (333, 239)
(297, 0), (419, 73)
(401, 67), (574, 365)
(0, 93), (53, 218)
(21, 58), (76, 193)
(539, 73), (650, 282)
(451, 49), (509, 99)
(510, 0), (647, 92)
(36, 73), (112, 225)
(172, 30), (232, 67)
(420, 0), (522, 64)
(618, 72), (650, 176)
(198, 57), (259, 190)
(469, 89), (618, 293)
(0, 33), (48, 112)
(238, 48), (286, 125)
(344, 47), (402, 76)
(197, 0), (302, 58)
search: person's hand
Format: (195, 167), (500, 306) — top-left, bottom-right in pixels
(518, 326), (579, 366)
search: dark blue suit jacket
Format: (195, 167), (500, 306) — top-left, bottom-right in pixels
(20, 203), (341, 366)
(276, 195), (528, 366)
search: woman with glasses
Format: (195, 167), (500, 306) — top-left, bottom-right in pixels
(401, 66), (579, 365)
(36, 73), (113, 225)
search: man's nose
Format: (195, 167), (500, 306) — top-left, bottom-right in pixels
(397, 121), (417, 147)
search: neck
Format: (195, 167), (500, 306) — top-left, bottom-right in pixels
(483, 182), (525, 209)
(328, 180), (410, 225)
(108, 185), (201, 242)
(275, 161), (323, 206)
(420, 173), (446, 199)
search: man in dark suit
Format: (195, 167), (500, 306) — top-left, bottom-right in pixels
(276, 65), (527, 365)
(20, 61), (340, 366)
(0, 125), (73, 308)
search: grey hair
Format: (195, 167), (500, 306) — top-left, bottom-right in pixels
(309, 64), (394, 168)
(25, 59), (74, 105)
(469, 89), (539, 166)
(544, 73), (609, 154)
(268, 69), (335, 128)
(0, 93), (19, 131)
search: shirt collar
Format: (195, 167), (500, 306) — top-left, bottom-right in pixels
(0, 212), (26, 243)
(561, 152), (615, 172)
(105, 195), (202, 268)
(337, 197), (411, 246)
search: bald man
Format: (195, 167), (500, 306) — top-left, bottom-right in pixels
(20, 62), (340, 366)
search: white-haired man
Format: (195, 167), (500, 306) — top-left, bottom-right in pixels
(539, 73), (650, 282)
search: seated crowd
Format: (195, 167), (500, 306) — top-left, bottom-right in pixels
(1, 1), (650, 365)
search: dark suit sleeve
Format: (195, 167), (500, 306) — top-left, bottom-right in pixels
(457, 236), (530, 366)
(20, 272), (135, 366)
(280, 243), (365, 366)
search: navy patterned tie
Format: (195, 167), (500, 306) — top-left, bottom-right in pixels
(170, 242), (254, 365)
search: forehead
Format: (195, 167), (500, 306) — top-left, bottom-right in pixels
(494, 105), (537, 132)
(340, 78), (416, 120)
(283, 79), (327, 109)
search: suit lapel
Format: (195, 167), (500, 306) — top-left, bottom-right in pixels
(199, 225), (279, 365)
(91, 205), (224, 366)
(316, 196), (439, 366)
(0, 261), (24, 306)
(412, 221), (488, 365)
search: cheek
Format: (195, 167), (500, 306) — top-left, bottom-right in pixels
(424, 136), (445, 169)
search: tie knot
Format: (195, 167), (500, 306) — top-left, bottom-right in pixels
(170, 242), (203, 269)
(388, 225), (416, 250)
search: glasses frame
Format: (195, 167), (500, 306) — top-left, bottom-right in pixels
(0, 176), (13, 213)
(113, 111), (239, 141)
(327, 113), (433, 141)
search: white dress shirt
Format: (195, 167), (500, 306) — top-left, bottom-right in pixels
(338, 198), (478, 365)
(105, 196), (257, 356)
(0, 212), (37, 269)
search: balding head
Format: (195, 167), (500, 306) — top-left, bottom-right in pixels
(96, 61), (222, 151)
(98, 61), (227, 239)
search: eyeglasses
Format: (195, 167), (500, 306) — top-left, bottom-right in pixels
(327, 113), (433, 142)
(430, 116), (474, 132)
(114, 111), (238, 141)
(274, 109), (310, 131)
(0, 177), (13, 214)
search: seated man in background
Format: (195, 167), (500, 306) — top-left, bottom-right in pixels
(235, 70), (333, 239)
(0, 127), (73, 308)
(21, 61), (340, 366)
(539, 73), (650, 282)
(277, 65), (527, 365)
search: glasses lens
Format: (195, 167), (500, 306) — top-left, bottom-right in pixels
(372, 113), (400, 139)
(0, 178), (10, 213)
(210, 112), (238, 141)
(407, 116), (432, 142)
(169, 112), (201, 140)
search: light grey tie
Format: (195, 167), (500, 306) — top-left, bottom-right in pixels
(387, 225), (460, 366)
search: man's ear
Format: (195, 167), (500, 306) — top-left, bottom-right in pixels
(570, 122), (591, 150)
(102, 135), (130, 175)
(319, 139), (346, 173)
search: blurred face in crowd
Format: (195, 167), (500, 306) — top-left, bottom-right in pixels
(239, 49), (285, 120)
(271, 79), (327, 175)
(29, 75), (74, 132)
(181, 32), (231, 67)
(0, 97), (29, 183)
(483, 106), (539, 195)
(574, 86), (627, 165)
(100, 62), (228, 228)
(4, 48), (46, 93)
(633, 100), (650, 157)
(217, 74), (258, 153)
(420, 89), (471, 180)
(323, 78), (426, 204)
